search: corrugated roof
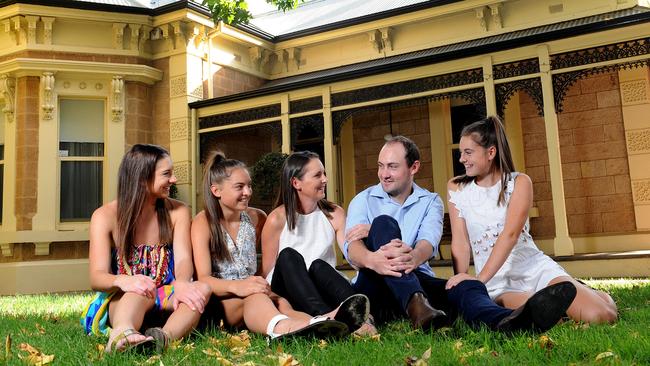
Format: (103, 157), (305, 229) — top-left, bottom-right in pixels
(190, 6), (650, 108)
(249, 0), (431, 36)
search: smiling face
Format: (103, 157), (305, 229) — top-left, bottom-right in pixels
(211, 167), (252, 213)
(292, 157), (328, 202)
(458, 133), (496, 179)
(377, 142), (419, 200)
(149, 155), (177, 199)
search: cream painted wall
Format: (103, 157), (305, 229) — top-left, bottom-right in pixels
(0, 103), (5, 143)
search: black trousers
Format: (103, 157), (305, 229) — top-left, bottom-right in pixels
(271, 247), (356, 315)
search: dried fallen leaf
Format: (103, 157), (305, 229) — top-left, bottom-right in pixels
(5, 334), (11, 360)
(168, 338), (183, 350)
(35, 324), (46, 335)
(405, 342), (412, 349)
(203, 348), (223, 357)
(595, 351), (616, 362)
(182, 343), (195, 353)
(18, 343), (54, 366)
(317, 339), (327, 349)
(421, 347), (432, 361)
(453, 340), (463, 351)
(216, 357), (233, 366)
(231, 346), (247, 356)
(227, 332), (251, 349)
(537, 335), (555, 351)
(136, 355), (161, 365)
(87, 343), (105, 362)
(276, 352), (300, 366)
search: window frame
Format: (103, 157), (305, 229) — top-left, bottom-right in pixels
(56, 97), (107, 228)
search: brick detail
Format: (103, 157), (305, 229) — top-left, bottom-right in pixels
(626, 128), (650, 153)
(352, 104), (433, 193)
(14, 76), (40, 231)
(620, 80), (648, 105)
(212, 65), (265, 97)
(521, 71), (636, 237)
(125, 81), (153, 147)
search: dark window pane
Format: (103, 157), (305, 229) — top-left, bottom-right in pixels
(0, 144), (4, 160)
(60, 161), (102, 221)
(59, 142), (104, 157)
(451, 104), (484, 144)
(452, 148), (465, 177)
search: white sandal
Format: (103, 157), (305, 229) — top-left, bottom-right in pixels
(266, 314), (290, 339)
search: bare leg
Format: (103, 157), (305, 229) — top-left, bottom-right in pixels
(161, 282), (212, 339)
(107, 292), (155, 349)
(548, 276), (617, 324)
(242, 293), (311, 335)
(270, 294), (311, 321)
(495, 291), (533, 309)
(220, 298), (246, 327)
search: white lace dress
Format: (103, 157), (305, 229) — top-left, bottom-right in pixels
(448, 173), (568, 299)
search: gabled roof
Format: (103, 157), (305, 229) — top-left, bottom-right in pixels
(190, 6), (650, 108)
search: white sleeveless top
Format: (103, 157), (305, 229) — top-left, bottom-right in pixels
(448, 173), (567, 298)
(266, 208), (337, 283)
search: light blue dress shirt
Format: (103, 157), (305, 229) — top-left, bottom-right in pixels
(344, 182), (444, 278)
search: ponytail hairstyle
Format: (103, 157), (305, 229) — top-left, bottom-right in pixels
(203, 151), (247, 263)
(275, 151), (335, 231)
(117, 144), (173, 258)
(453, 115), (515, 205)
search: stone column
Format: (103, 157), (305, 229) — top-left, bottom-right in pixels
(537, 45), (574, 256)
(618, 67), (650, 230)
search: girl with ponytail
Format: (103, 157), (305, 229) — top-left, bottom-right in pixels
(446, 116), (617, 326)
(191, 151), (359, 339)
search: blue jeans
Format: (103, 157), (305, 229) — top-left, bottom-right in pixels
(351, 215), (451, 324)
(352, 215), (514, 329)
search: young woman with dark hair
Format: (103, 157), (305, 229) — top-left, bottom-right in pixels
(191, 152), (357, 340)
(82, 144), (211, 353)
(261, 151), (373, 335)
(446, 116), (617, 326)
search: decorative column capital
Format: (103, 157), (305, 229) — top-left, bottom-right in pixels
(41, 72), (55, 120)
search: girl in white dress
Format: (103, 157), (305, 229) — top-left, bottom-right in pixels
(192, 152), (352, 340)
(446, 116), (617, 324)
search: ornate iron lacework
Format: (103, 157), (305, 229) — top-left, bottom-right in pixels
(496, 78), (544, 117)
(199, 122), (282, 163)
(553, 58), (649, 112)
(330, 69), (483, 107)
(332, 89), (486, 141)
(198, 104), (281, 130)
(493, 59), (540, 80)
(290, 115), (324, 144)
(289, 96), (323, 114)
(550, 37), (650, 70)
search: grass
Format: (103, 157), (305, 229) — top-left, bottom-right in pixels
(1, 279), (649, 365)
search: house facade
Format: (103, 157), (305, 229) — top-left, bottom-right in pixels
(1, 0), (649, 294)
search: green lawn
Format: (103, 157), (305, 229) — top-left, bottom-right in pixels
(1, 279), (649, 365)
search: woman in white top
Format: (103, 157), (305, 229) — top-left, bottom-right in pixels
(446, 116), (617, 325)
(262, 151), (371, 333)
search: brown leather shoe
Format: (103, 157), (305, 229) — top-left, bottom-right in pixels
(406, 292), (448, 330)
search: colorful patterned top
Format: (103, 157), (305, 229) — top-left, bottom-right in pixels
(114, 243), (175, 287)
(210, 211), (257, 280)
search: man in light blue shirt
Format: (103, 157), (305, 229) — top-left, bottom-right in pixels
(344, 135), (450, 330)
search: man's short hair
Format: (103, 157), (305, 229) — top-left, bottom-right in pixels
(384, 135), (420, 167)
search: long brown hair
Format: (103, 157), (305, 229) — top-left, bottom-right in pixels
(452, 115), (515, 205)
(275, 151), (335, 231)
(116, 144), (173, 257)
(203, 151), (247, 263)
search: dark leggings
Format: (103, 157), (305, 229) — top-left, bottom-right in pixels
(270, 247), (356, 315)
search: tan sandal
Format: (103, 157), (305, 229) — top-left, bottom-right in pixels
(105, 328), (154, 353)
(144, 327), (171, 353)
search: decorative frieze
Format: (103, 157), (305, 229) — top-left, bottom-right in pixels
(112, 23), (126, 50)
(331, 68), (483, 107)
(550, 37), (650, 70)
(170, 75), (186, 98)
(198, 104), (281, 130)
(0, 75), (16, 123)
(111, 75), (124, 123)
(626, 129), (650, 153)
(620, 80), (648, 105)
(496, 78), (544, 117)
(493, 59), (540, 79)
(632, 180), (650, 203)
(289, 96), (322, 114)
(41, 72), (55, 120)
(170, 118), (189, 141)
(174, 160), (190, 184)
